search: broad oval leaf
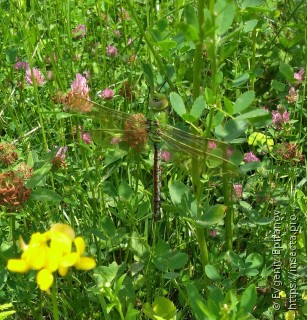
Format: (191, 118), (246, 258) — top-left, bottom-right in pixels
(190, 95), (206, 120)
(232, 74), (249, 87)
(234, 91), (255, 114)
(215, 119), (248, 141)
(245, 253), (263, 269)
(235, 109), (270, 120)
(205, 264), (221, 282)
(215, 0), (235, 35)
(239, 284), (257, 314)
(196, 204), (226, 227)
(170, 92), (186, 117)
(168, 252), (189, 270)
(152, 296), (177, 319)
(169, 181), (190, 206)
(279, 63), (294, 80)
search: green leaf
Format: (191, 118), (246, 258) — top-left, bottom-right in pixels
(144, 296), (176, 320)
(170, 92), (186, 117)
(182, 114), (197, 123)
(215, 0), (235, 35)
(118, 181), (133, 200)
(271, 79), (286, 91)
(234, 91), (255, 113)
(6, 47), (17, 63)
(196, 205), (226, 227)
(178, 5), (199, 42)
(168, 252), (189, 270)
(158, 40), (177, 50)
(245, 253), (263, 268)
(169, 180), (190, 206)
(26, 163), (52, 188)
(190, 96), (206, 120)
(295, 189), (307, 215)
(235, 108), (270, 120)
(101, 216), (116, 237)
(29, 188), (62, 203)
(141, 62), (154, 90)
(279, 63), (294, 80)
(186, 282), (208, 319)
(243, 19), (258, 32)
(94, 261), (119, 287)
(56, 112), (72, 120)
(153, 297), (177, 319)
(240, 161), (262, 173)
(241, 0), (264, 8)
(223, 97), (234, 115)
(232, 74), (249, 87)
(239, 284), (257, 314)
(215, 119), (248, 141)
(205, 265), (221, 282)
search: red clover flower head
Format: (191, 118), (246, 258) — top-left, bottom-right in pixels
(233, 184), (243, 198)
(161, 150), (171, 162)
(72, 24), (86, 39)
(243, 151), (260, 163)
(25, 68), (45, 86)
(71, 73), (90, 96)
(272, 107), (290, 129)
(99, 88), (114, 100)
(14, 61), (29, 70)
(82, 132), (92, 144)
(294, 68), (304, 83)
(62, 73), (93, 113)
(106, 45), (118, 57)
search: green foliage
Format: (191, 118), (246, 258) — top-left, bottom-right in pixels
(0, 0), (306, 319)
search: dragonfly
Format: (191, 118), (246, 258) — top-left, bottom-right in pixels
(77, 93), (239, 219)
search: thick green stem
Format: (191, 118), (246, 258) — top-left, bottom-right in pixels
(51, 280), (59, 320)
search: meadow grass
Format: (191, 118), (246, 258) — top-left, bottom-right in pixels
(0, 0), (306, 319)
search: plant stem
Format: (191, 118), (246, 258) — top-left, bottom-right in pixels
(51, 280), (59, 320)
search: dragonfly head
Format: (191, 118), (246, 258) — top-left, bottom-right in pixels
(149, 93), (169, 111)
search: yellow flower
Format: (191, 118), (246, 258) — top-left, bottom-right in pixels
(302, 290), (307, 300)
(279, 291), (286, 298)
(7, 223), (96, 292)
(285, 310), (296, 320)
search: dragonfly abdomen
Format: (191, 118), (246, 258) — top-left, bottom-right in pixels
(153, 142), (161, 220)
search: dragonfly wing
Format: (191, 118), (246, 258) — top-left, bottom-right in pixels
(158, 124), (239, 172)
(89, 103), (148, 151)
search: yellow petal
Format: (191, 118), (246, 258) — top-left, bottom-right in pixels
(60, 253), (78, 267)
(58, 265), (69, 277)
(25, 246), (47, 270)
(45, 248), (59, 272)
(7, 259), (29, 273)
(74, 237), (85, 255)
(50, 223), (75, 240)
(36, 269), (54, 291)
(50, 232), (72, 257)
(285, 310), (296, 320)
(74, 257), (96, 270)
